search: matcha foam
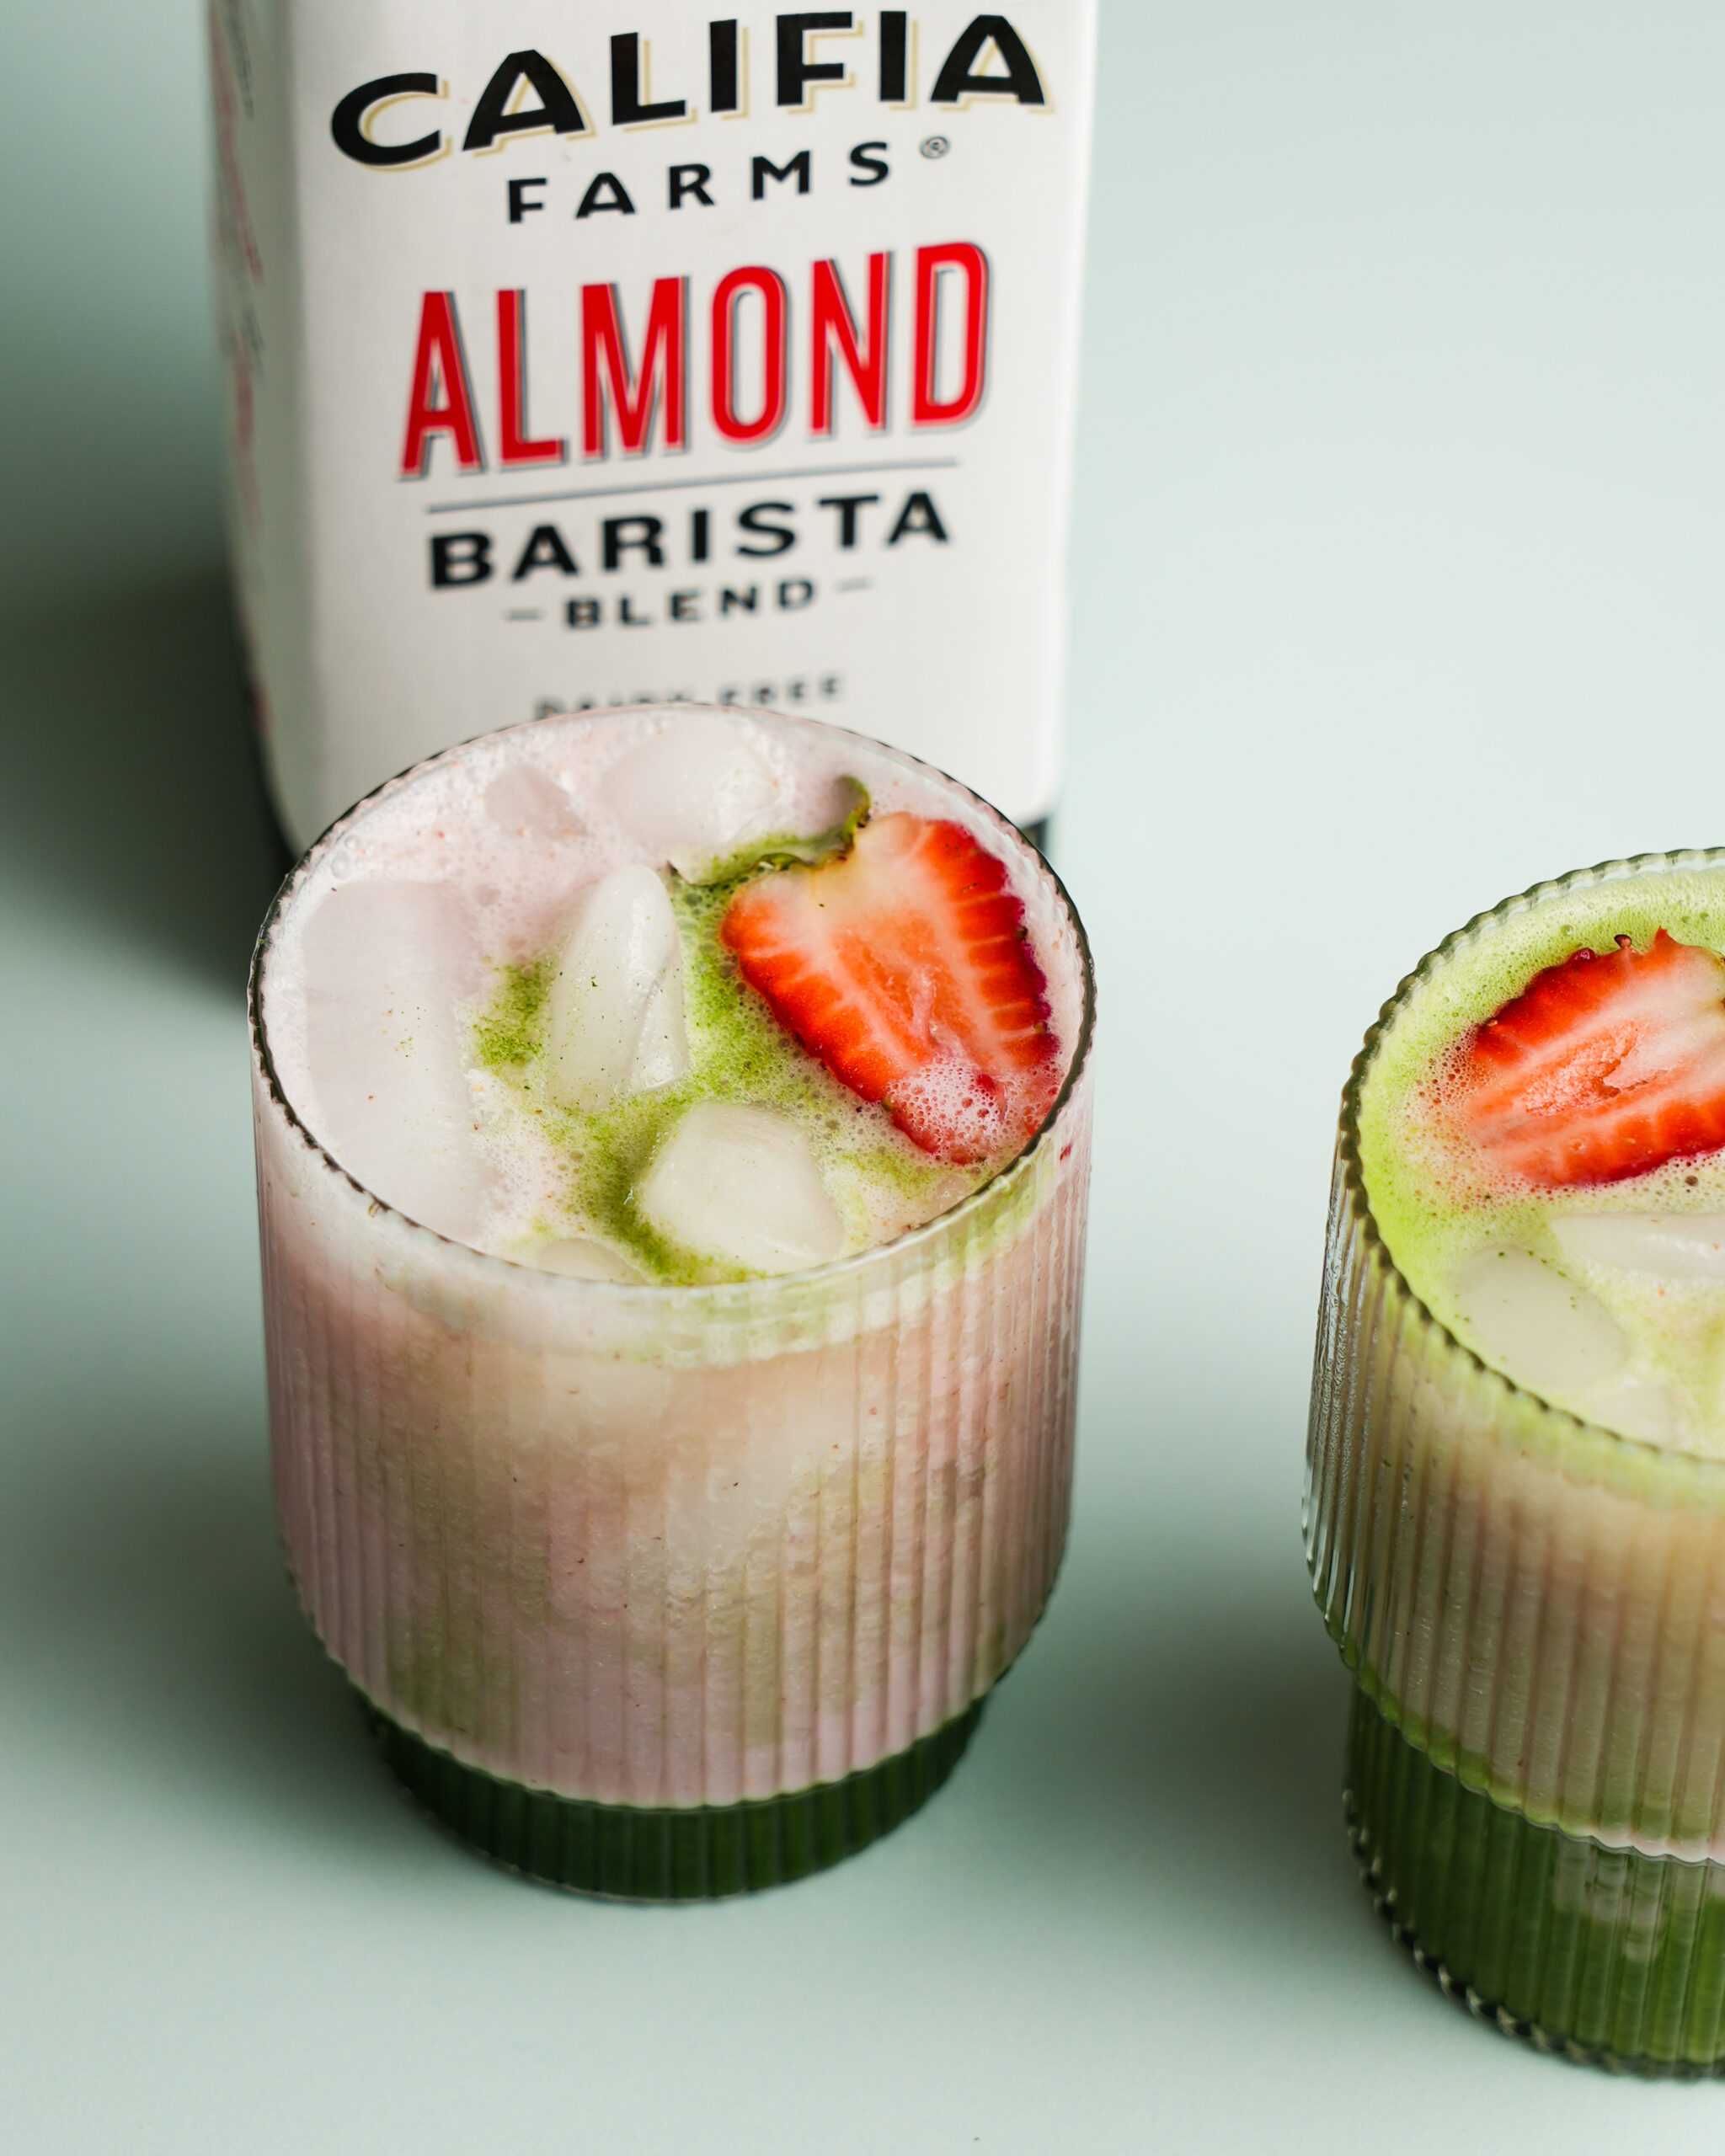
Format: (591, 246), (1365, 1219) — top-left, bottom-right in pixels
(261, 707), (1081, 1286)
(1358, 861), (1725, 1455)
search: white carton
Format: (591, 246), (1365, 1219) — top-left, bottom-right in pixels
(209, 3), (1096, 848)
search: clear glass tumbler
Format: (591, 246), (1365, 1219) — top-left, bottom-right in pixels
(1307, 852), (1725, 2073)
(248, 709), (1095, 1898)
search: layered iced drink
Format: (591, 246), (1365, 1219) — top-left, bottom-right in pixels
(1309, 852), (1725, 2070)
(248, 706), (1093, 1896)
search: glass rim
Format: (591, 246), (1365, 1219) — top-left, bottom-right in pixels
(248, 702), (1097, 1302)
(1338, 846), (1725, 1479)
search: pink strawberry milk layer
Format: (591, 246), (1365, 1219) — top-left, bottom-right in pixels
(248, 707), (1094, 1811)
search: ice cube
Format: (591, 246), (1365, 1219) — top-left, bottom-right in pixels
(1572, 1371), (1684, 1445)
(1449, 1246), (1628, 1395)
(1551, 1212), (1725, 1283)
(543, 866), (691, 1114)
(483, 764), (583, 841)
(635, 1102), (845, 1275)
(523, 1235), (644, 1283)
(299, 880), (490, 1241)
(601, 717), (783, 876)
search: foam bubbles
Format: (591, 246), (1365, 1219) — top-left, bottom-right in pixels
(886, 1057), (1011, 1162)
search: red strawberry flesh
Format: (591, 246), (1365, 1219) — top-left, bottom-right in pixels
(720, 812), (1060, 1163)
(1451, 929), (1725, 1187)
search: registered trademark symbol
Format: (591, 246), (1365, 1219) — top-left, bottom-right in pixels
(921, 135), (951, 159)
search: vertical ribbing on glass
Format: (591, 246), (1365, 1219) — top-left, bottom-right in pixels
(1307, 1127), (1725, 1857)
(366, 1695), (987, 1900)
(1306, 851), (1725, 2063)
(248, 725), (1095, 1900)
(1347, 1690), (1725, 2075)
(253, 1073), (1090, 1894)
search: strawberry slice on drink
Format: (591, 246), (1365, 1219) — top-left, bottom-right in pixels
(720, 811), (1060, 1163)
(1452, 929), (1725, 1187)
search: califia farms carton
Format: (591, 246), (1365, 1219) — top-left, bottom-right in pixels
(209, 3), (1097, 849)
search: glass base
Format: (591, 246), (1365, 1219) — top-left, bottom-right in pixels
(362, 1695), (987, 1901)
(1346, 1689), (1725, 2075)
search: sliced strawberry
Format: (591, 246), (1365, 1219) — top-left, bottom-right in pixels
(720, 812), (1060, 1162)
(1451, 929), (1725, 1187)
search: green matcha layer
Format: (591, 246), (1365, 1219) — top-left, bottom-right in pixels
(1347, 1688), (1725, 2073)
(366, 1694), (985, 1900)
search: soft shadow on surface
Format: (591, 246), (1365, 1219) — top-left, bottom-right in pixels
(966, 1562), (1359, 1938)
(5, 1419), (425, 1870)
(3, 574), (289, 996)
(1087, 1608), (1350, 1887)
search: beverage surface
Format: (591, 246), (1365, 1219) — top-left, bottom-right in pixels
(1358, 862), (1725, 1454)
(259, 707), (1081, 1285)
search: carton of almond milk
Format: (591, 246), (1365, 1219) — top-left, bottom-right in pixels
(209, 3), (1097, 847)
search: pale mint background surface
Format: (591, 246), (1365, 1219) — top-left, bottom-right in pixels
(5, 4), (1725, 2148)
